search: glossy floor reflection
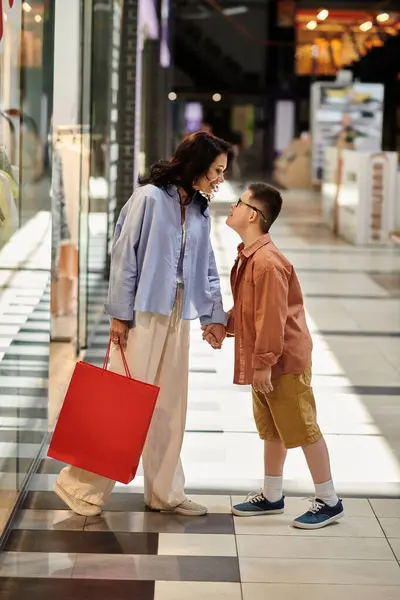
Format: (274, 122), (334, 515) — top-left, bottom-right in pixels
(1, 491), (400, 599)
(1, 186), (400, 598)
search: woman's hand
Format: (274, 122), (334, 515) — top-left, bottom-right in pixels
(110, 318), (129, 349)
(202, 324), (226, 349)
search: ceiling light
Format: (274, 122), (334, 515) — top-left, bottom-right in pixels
(35, 15), (42, 23)
(376, 13), (390, 23)
(360, 21), (373, 32)
(168, 92), (177, 101)
(22, 2), (32, 12)
(223, 6), (248, 16)
(307, 20), (317, 31)
(317, 9), (329, 21)
(212, 93), (222, 102)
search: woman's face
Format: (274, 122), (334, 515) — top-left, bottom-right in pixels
(193, 153), (228, 197)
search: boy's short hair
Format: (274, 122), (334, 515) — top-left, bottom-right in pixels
(248, 182), (283, 234)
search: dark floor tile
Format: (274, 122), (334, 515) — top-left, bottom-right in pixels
(31, 306), (51, 313)
(22, 491), (149, 512)
(324, 385), (400, 396)
(84, 511), (235, 535)
(0, 406), (47, 419)
(0, 369), (48, 378)
(90, 341), (115, 349)
(370, 272), (400, 295)
(0, 354), (49, 363)
(319, 330), (400, 338)
(125, 512), (235, 535)
(0, 430), (47, 444)
(304, 293), (400, 300)
(4, 530), (159, 555)
(0, 457), (36, 474)
(83, 359), (103, 367)
(25, 314), (50, 322)
(0, 578), (155, 600)
(12, 340), (49, 347)
(0, 387), (47, 397)
(22, 491), (69, 511)
(20, 326), (50, 333)
(36, 459), (66, 475)
(74, 554), (240, 582)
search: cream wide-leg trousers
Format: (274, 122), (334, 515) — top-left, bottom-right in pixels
(56, 289), (190, 510)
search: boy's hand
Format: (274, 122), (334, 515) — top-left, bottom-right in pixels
(202, 324), (226, 349)
(253, 367), (273, 395)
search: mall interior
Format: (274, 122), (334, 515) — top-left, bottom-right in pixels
(0, 0), (400, 597)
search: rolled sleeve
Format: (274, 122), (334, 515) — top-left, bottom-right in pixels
(226, 308), (235, 337)
(200, 237), (227, 326)
(252, 351), (278, 370)
(104, 301), (134, 321)
(252, 267), (289, 369)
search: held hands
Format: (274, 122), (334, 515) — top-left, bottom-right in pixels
(253, 367), (274, 395)
(201, 324), (226, 350)
(110, 318), (129, 350)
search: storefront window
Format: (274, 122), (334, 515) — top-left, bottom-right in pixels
(49, 0), (122, 352)
(0, 0), (54, 540)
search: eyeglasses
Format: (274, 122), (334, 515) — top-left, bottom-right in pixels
(236, 198), (268, 223)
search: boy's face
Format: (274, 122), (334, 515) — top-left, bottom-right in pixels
(226, 189), (258, 233)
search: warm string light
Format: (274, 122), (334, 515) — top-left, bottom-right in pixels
(376, 13), (390, 23)
(360, 21), (373, 32)
(299, 8), (397, 75)
(317, 9), (329, 21)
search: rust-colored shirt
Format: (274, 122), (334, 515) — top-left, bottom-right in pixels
(228, 234), (312, 385)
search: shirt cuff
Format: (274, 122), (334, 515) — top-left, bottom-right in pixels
(252, 352), (279, 370)
(226, 311), (234, 336)
(200, 308), (228, 327)
(104, 302), (134, 322)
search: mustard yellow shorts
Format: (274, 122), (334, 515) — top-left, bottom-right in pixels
(252, 364), (322, 449)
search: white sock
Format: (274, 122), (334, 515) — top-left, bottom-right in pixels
(314, 480), (339, 507)
(263, 475), (283, 503)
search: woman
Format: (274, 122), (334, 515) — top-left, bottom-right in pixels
(54, 132), (231, 517)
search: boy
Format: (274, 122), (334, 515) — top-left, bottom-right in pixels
(205, 182), (343, 529)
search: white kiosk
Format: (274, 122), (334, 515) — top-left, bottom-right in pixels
(321, 147), (339, 229)
(322, 148), (398, 246)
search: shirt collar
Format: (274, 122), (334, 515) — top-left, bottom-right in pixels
(238, 233), (271, 258)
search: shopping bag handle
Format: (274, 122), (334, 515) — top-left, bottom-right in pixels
(103, 339), (132, 379)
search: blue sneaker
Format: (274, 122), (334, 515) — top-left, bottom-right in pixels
(293, 498), (344, 529)
(232, 492), (285, 517)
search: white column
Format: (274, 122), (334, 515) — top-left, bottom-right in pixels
(53, 0), (81, 127)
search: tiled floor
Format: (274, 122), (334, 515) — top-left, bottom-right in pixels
(1, 184), (400, 598)
(1, 485), (400, 598)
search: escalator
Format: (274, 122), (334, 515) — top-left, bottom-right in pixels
(174, 17), (260, 93)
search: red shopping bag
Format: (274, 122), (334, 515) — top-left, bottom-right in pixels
(48, 341), (160, 484)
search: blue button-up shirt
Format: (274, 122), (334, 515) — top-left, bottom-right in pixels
(105, 184), (227, 327)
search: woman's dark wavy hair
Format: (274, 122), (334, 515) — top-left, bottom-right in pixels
(138, 132), (233, 215)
